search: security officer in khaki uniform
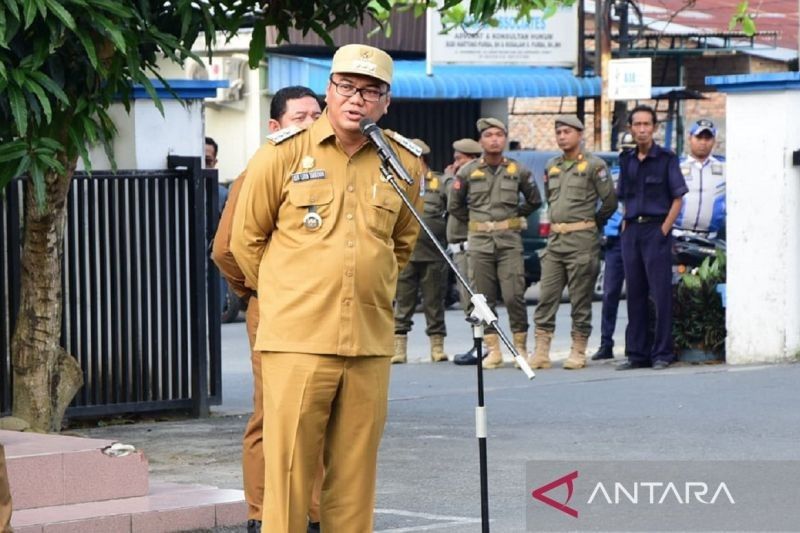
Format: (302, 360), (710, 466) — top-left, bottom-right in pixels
(211, 86), (323, 533)
(0, 443), (11, 533)
(530, 116), (618, 370)
(444, 139), (483, 365)
(448, 118), (542, 369)
(231, 44), (423, 533)
(394, 139), (449, 364)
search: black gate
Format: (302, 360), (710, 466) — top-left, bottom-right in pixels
(0, 156), (221, 418)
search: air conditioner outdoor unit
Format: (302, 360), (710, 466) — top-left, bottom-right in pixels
(185, 55), (247, 102)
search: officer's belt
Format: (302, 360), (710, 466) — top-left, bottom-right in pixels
(468, 217), (527, 233)
(550, 220), (596, 234)
(447, 242), (469, 254)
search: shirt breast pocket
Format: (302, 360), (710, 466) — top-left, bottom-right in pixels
(365, 184), (402, 240)
(288, 182), (335, 233)
(644, 175), (664, 199)
(500, 177), (520, 206)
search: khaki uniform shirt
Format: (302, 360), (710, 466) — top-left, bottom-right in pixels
(543, 151), (618, 253)
(410, 170), (447, 262)
(231, 113), (423, 357)
(211, 171), (251, 297)
(444, 172), (468, 244)
(448, 157), (542, 252)
(544, 151), (617, 225)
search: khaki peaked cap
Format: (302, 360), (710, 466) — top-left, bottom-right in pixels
(476, 117), (507, 134)
(411, 138), (431, 155)
(330, 44), (393, 86)
(452, 138), (482, 155)
(554, 115), (584, 131)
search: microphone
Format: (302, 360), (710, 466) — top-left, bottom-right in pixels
(359, 118), (415, 185)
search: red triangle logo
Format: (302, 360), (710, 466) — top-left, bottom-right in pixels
(531, 470), (579, 518)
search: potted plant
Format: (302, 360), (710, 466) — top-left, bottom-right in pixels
(672, 251), (727, 362)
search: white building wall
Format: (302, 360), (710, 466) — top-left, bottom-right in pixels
(77, 99), (204, 171)
(725, 90), (800, 363)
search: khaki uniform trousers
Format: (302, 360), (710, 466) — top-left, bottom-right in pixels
(0, 444), (12, 533)
(468, 239), (529, 333)
(452, 248), (472, 316)
(260, 352), (390, 533)
(243, 300), (323, 523)
(533, 247), (600, 336)
(394, 260), (448, 336)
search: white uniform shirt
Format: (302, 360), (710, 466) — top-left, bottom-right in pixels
(674, 154), (726, 234)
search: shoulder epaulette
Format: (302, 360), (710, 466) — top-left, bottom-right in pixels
(386, 130), (423, 157)
(266, 125), (303, 145)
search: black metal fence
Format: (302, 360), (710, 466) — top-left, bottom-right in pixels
(0, 156), (221, 418)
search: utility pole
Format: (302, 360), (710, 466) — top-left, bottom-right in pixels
(598, 0), (612, 150)
(610, 0), (631, 151)
(577, 0), (586, 126)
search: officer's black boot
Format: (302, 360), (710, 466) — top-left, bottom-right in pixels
(591, 344), (614, 360)
(453, 345), (478, 365)
(247, 519), (262, 533)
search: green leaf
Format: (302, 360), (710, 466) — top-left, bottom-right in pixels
(35, 153), (65, 174)
(23, 0), (38, 29)
(3, 0), (20, 21)
(29, 71), (69, 104)
(44, 0), (76, 30)
(736, 1), (749, 16)
(68, 125), (92, 173)
(74, 27), (99, 68)
(248, 19), (266, 69)
(135, 75), (163, 115)
(0, 141), (28, 163)
(741, 16), (756, 36)
(24, 78), (52, 123)
(8, 84), (28, 136)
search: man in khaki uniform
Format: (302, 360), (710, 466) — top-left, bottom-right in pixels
(230, 44), (423, 533)
(393, 139), (449, 364)
(448, 118), (542, 369)
(0, 443), (11, 533)
(530, 115), (618, 370)
(442, 139), (483, 365)
(211, 86), (323, 532)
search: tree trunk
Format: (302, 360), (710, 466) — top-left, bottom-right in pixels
(11, 162), (83, 433)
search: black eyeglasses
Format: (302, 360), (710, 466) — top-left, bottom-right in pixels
(329, 78), (386, 103)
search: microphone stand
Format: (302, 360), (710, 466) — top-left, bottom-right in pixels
(377, 157), (535, 533)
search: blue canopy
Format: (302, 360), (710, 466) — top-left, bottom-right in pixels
(268, 55), (600, 99)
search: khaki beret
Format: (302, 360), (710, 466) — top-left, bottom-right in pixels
(411, 138), (431, 155)
(452, 138), (482, 155)
(476, 117), (507, 134)
(330, 44), (393, 86)
(554, 115), (584, 131)
(619, 132), (636, 149)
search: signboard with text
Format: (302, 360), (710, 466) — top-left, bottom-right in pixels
(426, 5), (578, 67)
(607, 58), (652, 100)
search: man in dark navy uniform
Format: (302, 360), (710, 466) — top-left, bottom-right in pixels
(616, 105), (688, 370)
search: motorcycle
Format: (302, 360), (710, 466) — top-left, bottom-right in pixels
(672, 232), (726, 284)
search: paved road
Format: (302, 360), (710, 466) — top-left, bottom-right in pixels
(82, 303), (800, 532)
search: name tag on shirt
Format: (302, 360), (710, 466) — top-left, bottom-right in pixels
(291, 170), (326, 182)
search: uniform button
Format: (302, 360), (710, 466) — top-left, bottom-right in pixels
(309, 195), (316, 202)
(347, 185), (355, 192)
(343, 299), (351, 305)
(346, 270), (353, 277)
(346, 213), (353, 220)
(347, 241), (354, 247)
